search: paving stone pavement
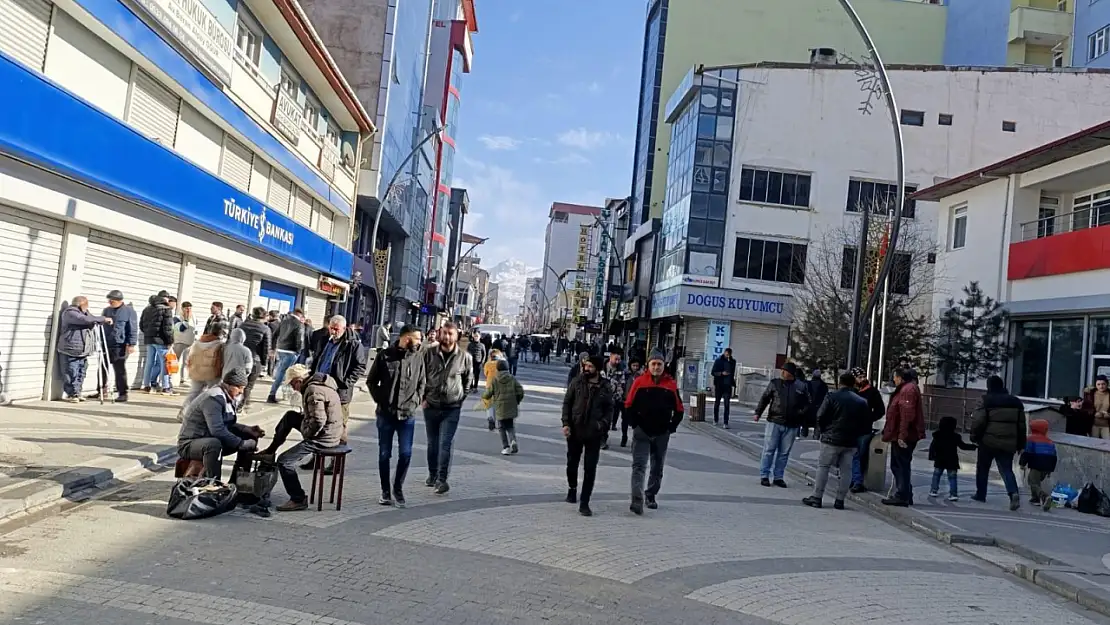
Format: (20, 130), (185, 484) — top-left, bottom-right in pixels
(0, 362), (1108, 624)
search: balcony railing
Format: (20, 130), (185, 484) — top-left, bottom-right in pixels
(1018, 206), (1110, 241)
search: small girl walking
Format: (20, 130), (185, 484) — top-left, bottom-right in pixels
(928, 416), (977, 501)
(484, 349), (503, 431)
(483, 359), (524, 455)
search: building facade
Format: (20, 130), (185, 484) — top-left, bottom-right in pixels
(540, 202), (602, 321)
(944, 0), (1073, 68)
(917, 120), (1110, 400)
(625, 0), (950, 355)
(653, 63), (1110, 374)
(0, 0), (373, 401)
(300, 0), (441, 328)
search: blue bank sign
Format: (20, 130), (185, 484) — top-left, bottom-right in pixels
(651, 286), (792, 326)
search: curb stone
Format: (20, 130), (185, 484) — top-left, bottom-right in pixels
(687, 420), (1110, 618)
(0, 405), (289, 527)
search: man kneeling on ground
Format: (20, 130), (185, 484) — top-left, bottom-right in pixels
(177, 369), (264, 479)
(260, 364), (344, 511)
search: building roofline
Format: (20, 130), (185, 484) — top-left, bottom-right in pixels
(699, 61), (1110, 75)
(276, 0), (375, 134)
(461, 0), (478, 32)
(912, 119), (1110, 201)
(550, 202), (602, 217)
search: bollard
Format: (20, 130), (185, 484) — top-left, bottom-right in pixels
(863, 433), (888, 492)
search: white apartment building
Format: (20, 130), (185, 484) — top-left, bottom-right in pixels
(655, 62), (1110, 372)
(0, 0), (373, 400)
(917, 120), (1110, 401)
(540, 202), (602, 323)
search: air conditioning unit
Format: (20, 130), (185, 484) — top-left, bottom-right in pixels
(809, 47), (837, 65)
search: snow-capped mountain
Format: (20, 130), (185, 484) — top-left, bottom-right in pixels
(487, 258), (541, 316)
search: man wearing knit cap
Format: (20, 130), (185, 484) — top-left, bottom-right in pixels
(176, 369), (265, 480)
(754, 362), (811, 488)
(624, 350), (684, 514)
(562, 355), (613, 516)
(567, 351), (590, 387)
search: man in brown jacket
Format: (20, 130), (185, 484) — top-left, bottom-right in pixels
(881, 368), (926, 507)
(261, 364), (344, 511)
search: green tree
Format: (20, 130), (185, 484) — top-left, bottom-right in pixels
(934, 281), (1012, 388)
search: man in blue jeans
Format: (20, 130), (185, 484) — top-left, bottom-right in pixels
(139, 291), (175, 393)
(754, 362), (811, 487)
(266, 309), (306, 403)
(848, 367), (887, 492)
(421, 321), (472, 495)
(366, 325), (425, 508)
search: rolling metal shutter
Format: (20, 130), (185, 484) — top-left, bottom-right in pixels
(301, 290), (328, 326)
(0, 205), (63, 400)
(126, 68), (181, 146)
(314, 202), (333, 240)
(81, 230), (182, 390)
(730, 321), (781, 371)
(268, 170), (291, 215)
(220, 135), (253, 192)
(292, 188), (312, 227)
(191, 259), (251, 316)
(683, 318), (709, 360)
(0, 0), (52, 72)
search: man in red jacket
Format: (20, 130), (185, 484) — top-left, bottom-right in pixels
(624, 351), (685, 515)
(881, 368), (926, 506)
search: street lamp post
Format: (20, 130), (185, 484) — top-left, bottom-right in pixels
(545, 264), (572, 335)
(445, 238), (487, 318)
(368, 124), (444, 332)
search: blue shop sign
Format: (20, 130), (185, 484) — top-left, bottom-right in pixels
(0, 54), (352, 279)
(652, 285), (792, 326)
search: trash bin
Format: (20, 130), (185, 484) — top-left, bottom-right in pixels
(864, 433), (888, 492)
(689, 391), (706, 422)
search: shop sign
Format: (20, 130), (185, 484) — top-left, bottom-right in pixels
(651, 285), (792, 325)
(706, 320), (730, 362)
(318, 276), (346, 296)
(223, 198), (294, 246)
(682, 274), (719, 288)
(272, 87), (303, 145)
(133, 0), (234, 84)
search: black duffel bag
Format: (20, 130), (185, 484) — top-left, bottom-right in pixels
(167, 477), (238, 520)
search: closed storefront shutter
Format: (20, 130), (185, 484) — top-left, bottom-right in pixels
(0, 0), (52, 72)
(191, 259), (251, 316)
(314, 202), (333, 240)
(301, 290), (328, 327)
(292, 188), (312, 227)
(81, 230), (182, 390)
(249, 157), (270, 202)
(220, 135), (253, 192)
(0, 205), (63, 400)
(268, 170), (291, 215)
(683, 318), (709, 361)
(127, 68), (181, 146)
(730, 321), (781, 371)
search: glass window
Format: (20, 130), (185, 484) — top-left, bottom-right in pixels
(712, 168), (728, 194)
(279, 64), (300, 97)
(688, 218), (706, 244)
(715, 116), (732, 141)
(695, 140), (713, 166)
(738, 168), (754, 201)
(900, 110), (925, 126)
(733, 238), (752, 279)
(840, 246), (857, 290)
(1091, 318), (1110, 356)
(698, 114), (716, 138)
(690, 193), (708, 218)
(1012, 321), (1050, 397)
(235, 15), (262, 67)
(708, 194), (727, 221)
(733, 237), (807, 284)
(719, 89), (736, 116)
(761, 240), (778, 281)
(752, 169), (768, 202)
(699, 87), (718, 113)
(693, 166), (711, 192)
(1048, 319), (1085, 399)
(738, 167), (811, 208)
(1037, 195), (1059, 238)
(847, 179), (917, 218)
(713, 142), (730, 168)
(891, 252), (912, 295)
(774, 242), (793, 283)
(303, 95), (321, 135)
(951, 206), (967, 249)
(748, 239), (764, 280)
(791, 245), (808, 284)
(706, 223), (724, 247)
(766, 171), (783, 204)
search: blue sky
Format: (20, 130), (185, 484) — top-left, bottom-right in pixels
(452, 0), (642, 269)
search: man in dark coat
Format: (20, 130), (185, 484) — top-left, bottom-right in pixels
(970, 375), (1026, 510)
(238, 307), (273, 410)
(849, 366), (887, 493)
(807, 369), (829, 433)
(99, 290), (137, 402)
(57, 296), (110, 401)
(139, 291), (174, 393)
(267, 309), (305, 403)
(366, 325), (426, 507)
(466, 331), (486, 391)
(562, 356), (612, 516)
(711, 348), (737, 427)
(803, 373), (871, 510)
(307, 314), (367, 472)
(754, 362), (811, 487)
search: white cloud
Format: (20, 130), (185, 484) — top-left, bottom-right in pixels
(477, 135), (521, 151)
(453, 159), (548, 268)
(534, 153), (591, 166)
(557, 128), (616, 151)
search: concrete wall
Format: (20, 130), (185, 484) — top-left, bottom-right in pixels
(944, 0), (1010, 65)
(646, 0), (948, 222)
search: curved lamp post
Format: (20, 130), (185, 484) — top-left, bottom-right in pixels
(545, 264), (573, 333)
(837, 0), (906, 370)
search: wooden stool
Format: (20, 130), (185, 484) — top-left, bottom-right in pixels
(308, 444), (352, 511)
(174, 458), (205, 478)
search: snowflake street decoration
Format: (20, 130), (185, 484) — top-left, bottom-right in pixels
(838, 52), (884, 116)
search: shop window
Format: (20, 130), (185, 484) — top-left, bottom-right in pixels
(1013, 320), (1050, 398)
(1049, 319), (1085, 399)
(1013, 319), (1085, 399)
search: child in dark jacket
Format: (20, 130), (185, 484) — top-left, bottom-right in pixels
(1020, 419), (1058, 511)
(928, 416), (977, 501)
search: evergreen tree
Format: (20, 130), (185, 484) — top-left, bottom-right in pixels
(934, 281), (1011, 388)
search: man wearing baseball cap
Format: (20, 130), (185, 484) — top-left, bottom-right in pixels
(98, 290), (137, 402)
(754, 362), (811, 487)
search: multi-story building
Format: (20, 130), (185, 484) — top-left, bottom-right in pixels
(626, 0), (950, 351)
(424, 1), (477, 309)
(652, 62), (1110, 372)
(300, 0), (438, 328)
(916, 120), (1110, 400)
(0, 0), (373, 401)
(523, 277), (543, 333)
(541, 202), (602, 322)
(944, 0), (1074, 67)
